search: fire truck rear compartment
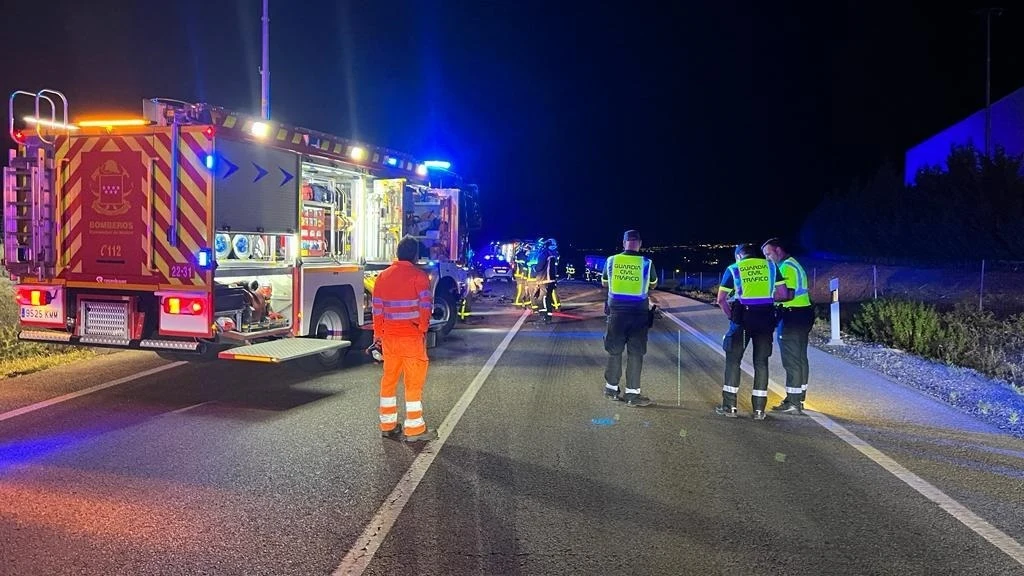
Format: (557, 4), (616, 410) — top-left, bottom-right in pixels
(45, 279), (287, 349)
(79, 298), (133, 345)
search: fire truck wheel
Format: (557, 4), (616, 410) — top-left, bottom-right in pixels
(433, 290), (458, 336)
(298, 297), (351, 372)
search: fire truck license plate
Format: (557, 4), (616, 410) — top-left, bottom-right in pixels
(20, 305), (61, 322)
(170, 264), (194, 279)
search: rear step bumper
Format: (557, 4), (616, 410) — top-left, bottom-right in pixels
(19, 330), (353, 363)
(218, 339), (351, 363)
(19, 330), (201, 352)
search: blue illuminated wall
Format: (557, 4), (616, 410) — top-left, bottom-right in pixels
(904, 87), (1024, 185)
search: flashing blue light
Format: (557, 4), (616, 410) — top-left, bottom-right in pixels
(424, 160), (451, 170)
(205, 154), (215, 170)
(197, 248), (214, 269)
(386, 157), (398, 167)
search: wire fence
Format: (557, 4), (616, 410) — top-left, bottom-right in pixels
(661, 258), (1024, 318)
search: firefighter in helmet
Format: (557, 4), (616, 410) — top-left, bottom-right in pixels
(513, 241), (532, 306)
(547, 237), (561, 311)
(534, 237), (558, 323)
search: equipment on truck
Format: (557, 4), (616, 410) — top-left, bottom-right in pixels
(3, 89), (477, 367)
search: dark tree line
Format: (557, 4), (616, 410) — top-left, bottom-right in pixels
(801, 145), (1024, 261)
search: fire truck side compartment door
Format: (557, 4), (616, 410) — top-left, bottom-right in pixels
(215, 139), (299, 233)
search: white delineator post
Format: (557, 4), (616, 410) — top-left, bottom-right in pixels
(828, 277), (843, 346)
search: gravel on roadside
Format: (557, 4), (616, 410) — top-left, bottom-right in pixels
(809, 324), (1024, 439)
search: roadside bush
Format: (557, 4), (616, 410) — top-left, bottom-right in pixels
(850, 298), (1024, 392)
(677, 287), (717, 305)
(940, 305), (1003, 375)
(943, 307), (1024, 388)
(849, 299), (945, 357)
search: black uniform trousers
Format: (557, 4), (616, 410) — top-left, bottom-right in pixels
(777, 305), (815, 403)
(722, 304), (776, 412)
(604, 309), (649, 397)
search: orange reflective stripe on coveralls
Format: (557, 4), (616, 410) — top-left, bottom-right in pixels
(372, 261), (432, 435)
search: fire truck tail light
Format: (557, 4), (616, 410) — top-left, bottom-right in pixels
(13, 130), (26, 144)
(203, 126), (215, 138)
(163, 296), (206, 316)
(16, 288), (52, 306)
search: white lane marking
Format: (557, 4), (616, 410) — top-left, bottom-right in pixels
(333, 309), (531, 575)
(654, 297), (1024, 566)
(167, 401), (214, 415)
(0, 362), (187, 423)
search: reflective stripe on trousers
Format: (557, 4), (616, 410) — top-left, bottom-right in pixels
(722, 324), (773, 411)
(378, 334), (429, 436)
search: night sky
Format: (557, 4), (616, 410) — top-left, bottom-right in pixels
(3, 0), (1023, 249)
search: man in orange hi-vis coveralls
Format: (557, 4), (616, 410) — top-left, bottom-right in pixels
(372, 236), (438, 443)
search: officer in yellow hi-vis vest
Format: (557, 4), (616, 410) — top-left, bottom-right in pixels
(715, 243), (791, 420)
(601, 230), (658, 407)
(762, 237), (814, 414)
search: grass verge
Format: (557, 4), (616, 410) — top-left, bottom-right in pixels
(0, 348), (96, 379)
(0, 278), (97, 379)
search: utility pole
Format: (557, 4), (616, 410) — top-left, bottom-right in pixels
(974, 7), (1003, 157)
(261, 0), (270, 120)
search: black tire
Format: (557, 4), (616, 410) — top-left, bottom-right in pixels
(433, 289), (458, 336)
(297, 297), (351, 371)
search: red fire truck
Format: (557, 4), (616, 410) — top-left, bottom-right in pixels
(3, 89), (475, 368)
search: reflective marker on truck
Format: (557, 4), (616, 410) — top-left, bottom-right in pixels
(170, 264), (195, 279)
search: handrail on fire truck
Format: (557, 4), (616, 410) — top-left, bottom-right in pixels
(8, 89), (70, 144)
(34, 90), (69, 145)
(8, 90), (36, 141)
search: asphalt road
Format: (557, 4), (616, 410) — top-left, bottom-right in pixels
(0, 280), (1021, 576)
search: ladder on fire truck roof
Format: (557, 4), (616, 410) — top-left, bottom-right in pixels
(142, 98), (427, 179)
(4, 89), (68, 280)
